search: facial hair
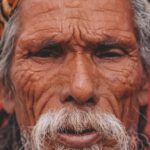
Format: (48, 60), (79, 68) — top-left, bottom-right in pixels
(21, 108), (133, 150)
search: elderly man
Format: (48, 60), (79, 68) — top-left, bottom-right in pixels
(0, 0), (150, 149)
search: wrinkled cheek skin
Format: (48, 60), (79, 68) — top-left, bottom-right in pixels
(10, 52), (143, 132)
(10, 59), (68, 127)
(96, 60), (143, 129)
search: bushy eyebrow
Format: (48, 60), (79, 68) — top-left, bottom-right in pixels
(18, 29), (137, 54)
(37, 40), (60, 50)
(86, 37), (137, 53)
(94, 40), (132, 51)
(22, 39), (136, 57)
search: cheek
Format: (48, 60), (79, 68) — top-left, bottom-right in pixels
(10, 57), (70, 125)
(98, 59), (143, 98)
(10, 49), (143, 129)
(95, 58), (143, 128)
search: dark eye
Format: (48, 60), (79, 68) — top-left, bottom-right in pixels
(94, 44), (126, 59)
(32, 44), (63, 58)
(95, 50), (124, 58)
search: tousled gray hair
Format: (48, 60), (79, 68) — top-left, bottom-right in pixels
(0, 0), (150, 93)
(131, 0), (150, 71)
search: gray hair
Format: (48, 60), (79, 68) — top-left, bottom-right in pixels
(0, 0), (150, 94)
(0, 9), (19, 96)
(23, 108), (130, 150)
(131, 0), (150, 72)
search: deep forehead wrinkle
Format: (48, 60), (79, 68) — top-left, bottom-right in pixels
(18, 0), (134, 31)
(17, 28), (137, 51)
(19, 0), (133, 17)
(16, 0), (135, 48)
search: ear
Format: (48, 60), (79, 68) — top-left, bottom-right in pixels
(137, 72), (150, 106)
(0, 84), (15, 114)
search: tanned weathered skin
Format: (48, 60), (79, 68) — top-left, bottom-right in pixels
(6, 0), (148, 149)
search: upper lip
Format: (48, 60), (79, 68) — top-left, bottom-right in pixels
(56, 128), (102, 148)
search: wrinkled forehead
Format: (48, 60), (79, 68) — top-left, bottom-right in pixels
(19, 0), (132, 12)
(16, 0), (136, 44)
(18, 0), (134, 26)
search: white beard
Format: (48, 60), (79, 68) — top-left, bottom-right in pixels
(21, 108), (132, 150)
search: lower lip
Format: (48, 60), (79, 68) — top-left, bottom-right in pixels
(57, 132), (102, 148)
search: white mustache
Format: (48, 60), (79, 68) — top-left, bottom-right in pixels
(23, 109), (131, 150)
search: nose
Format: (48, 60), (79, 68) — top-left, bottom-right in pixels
(64, 54), (96, 105)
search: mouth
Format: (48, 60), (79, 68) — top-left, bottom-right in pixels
(56, 128), (102, 148)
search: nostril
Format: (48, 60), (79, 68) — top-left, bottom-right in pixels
(63, 96), (96, 105)
(87, 97), (96, 105)
(65, 95), (74, 103)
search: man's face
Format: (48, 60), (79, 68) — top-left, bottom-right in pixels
(9, 0), (146, 149)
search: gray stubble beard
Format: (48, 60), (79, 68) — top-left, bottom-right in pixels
(20, 108), (134, 150)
